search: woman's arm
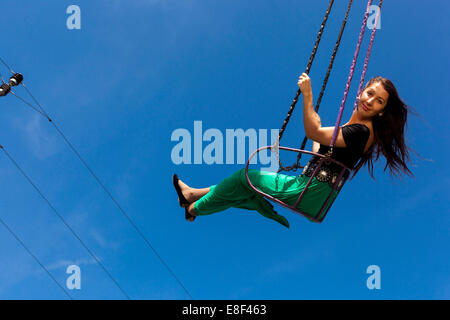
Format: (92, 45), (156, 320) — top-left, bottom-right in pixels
(298, 73), (347, 148)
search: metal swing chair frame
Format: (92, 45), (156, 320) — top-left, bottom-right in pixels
(246, 146), (351, 223)
(245, 0), (383, 223)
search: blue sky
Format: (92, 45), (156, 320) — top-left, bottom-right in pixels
(0, 0), (448, 300)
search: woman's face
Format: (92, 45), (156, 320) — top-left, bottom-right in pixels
(357, 82), (389, 119)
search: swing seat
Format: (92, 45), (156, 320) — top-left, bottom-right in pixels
(245, 145), (351, 223)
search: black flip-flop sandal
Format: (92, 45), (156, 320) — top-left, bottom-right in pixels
(173, 174), (196, 221)
(173, 174), (190, 207)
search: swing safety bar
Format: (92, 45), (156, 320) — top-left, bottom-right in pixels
(245, 145), (351, 223)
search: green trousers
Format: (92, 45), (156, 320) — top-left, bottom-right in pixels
(193, 168), (338, 228)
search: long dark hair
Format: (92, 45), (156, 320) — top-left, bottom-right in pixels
(352, 77), (415, 180)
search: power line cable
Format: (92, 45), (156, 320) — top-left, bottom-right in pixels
(0, 144), (131, 300)
(0, 56), (193, 299)
(0, 210), (73, 300)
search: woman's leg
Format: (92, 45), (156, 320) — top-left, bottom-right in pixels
(177, 178), (210, 204)
(190, 168), (290, 228)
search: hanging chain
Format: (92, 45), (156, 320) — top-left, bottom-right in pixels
(275, 0), (354, 173)
(273, 0), (335, 172)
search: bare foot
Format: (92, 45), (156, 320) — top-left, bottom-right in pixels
(177, 179), (195, 203)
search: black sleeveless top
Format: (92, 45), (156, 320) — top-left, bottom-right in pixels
(314, 123), (370, 170)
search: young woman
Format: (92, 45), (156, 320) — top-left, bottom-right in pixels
(173, 73), (413, 228)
